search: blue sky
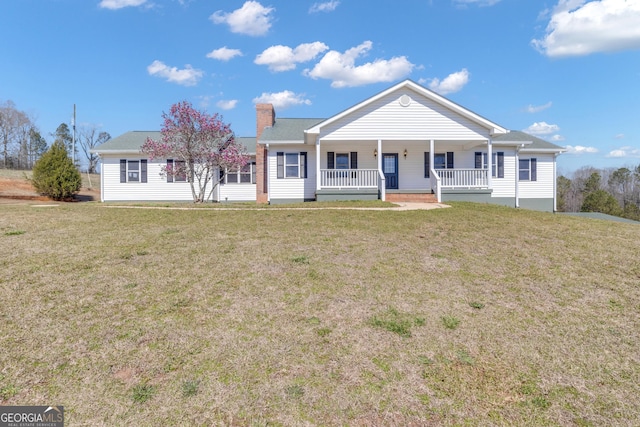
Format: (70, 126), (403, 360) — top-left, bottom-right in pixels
(2, 0), (639, 173)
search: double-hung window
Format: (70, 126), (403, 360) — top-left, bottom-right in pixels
(226, 162), (256, 184)
(166, 159), (186, 182)
(327, 152), (358, 179)
(519, 158), (537, 181)
(277, 152), (307, 179)
(424, 152), (453, 178)
(120, 159), (147, 183)
(475, 152), (504, 178)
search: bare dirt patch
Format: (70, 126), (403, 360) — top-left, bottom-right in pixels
(0, 175), (99, 204)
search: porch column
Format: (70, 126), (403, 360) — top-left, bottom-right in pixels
(487, 138), (493, 189)
(515, 145), (521, 208)
(316, 136), (321, 192)
(429, 139), (435, 173)
(377, 139), (384, 201)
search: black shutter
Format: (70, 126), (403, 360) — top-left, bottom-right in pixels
(141, 159), (147, 183)
(446, 152), (454, 169)
(120, 159), (126, 183)
(327, 152), (335, 169)
(475, 152), (482, 169)
(424, 152), (430, 178)
(497, 152), (504, 178)
(167, 159), (173, 183)
(300, 152), (307, 178)
(350, 152), (358, 169)
(531, 158), (537, 181)
(277, 152), (284, 179)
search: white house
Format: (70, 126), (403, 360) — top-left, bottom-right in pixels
(92, 132), (257, 203)
(93, 80), (564, 211)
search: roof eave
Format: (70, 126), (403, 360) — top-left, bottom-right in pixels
(520, 148), (566, 153)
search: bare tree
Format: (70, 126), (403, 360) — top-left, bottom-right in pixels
(0, 101), (30, 169)
(78, 126), (110, 173)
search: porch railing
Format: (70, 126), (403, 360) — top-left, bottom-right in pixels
(320, 169), (379, 188)
(434, 168), (488, 189)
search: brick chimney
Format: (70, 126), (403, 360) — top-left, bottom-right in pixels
(256, 104), (275, 204)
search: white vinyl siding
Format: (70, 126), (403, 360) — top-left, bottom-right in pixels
(102, 155), (194, 201)
(318, 89), (491, 142)
(469, 149), (517, 198)
(219, 183), (256, 202)
(519, 154), (555, 199)
(268, 145), (316, 200)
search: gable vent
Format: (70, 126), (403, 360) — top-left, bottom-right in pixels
(399, 94), (411, 107)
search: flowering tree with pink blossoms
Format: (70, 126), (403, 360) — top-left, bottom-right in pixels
(141, 101), (249, 203)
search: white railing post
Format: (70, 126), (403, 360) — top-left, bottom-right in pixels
(487, 138), (493, 190)
(431, 168), (441, 203)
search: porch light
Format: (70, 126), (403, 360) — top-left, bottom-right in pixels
(374, 148), (377, 158)
(404, 149), (408, 158)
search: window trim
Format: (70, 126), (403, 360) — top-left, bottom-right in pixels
(277, 152), (307, 179)
(225, 161), (257, 184)
(475, 152), (504, 178)
(424, 152), (453, 178)
(120, 159), (147, 183)
(166, 159), (187, 183)
(518, 158), (537, 181)
(326, 152), (358, 170)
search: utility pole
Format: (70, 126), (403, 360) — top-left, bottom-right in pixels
(72, 104), (76, 166)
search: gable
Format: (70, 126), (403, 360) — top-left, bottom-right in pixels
(306, 80), (507, 142)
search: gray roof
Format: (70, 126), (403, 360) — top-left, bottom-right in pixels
(91, 131), (256, 154)
(259, 118), (324, 142)
(493, 131), (565, 151)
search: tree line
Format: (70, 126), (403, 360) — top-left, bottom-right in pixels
(0, 100), (110, 173)
(558, 165), (640, 221)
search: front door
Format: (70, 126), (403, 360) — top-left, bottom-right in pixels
(382, 153), (398, 189)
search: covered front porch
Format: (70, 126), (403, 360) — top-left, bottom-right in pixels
(313, 139), (494, 202)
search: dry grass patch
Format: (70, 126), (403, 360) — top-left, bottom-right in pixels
(0, 202), (639, 425)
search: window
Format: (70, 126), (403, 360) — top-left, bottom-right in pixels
(519, 158), (537, 181)
(285, 153), (299, 177)
(225, 162), (256, 184)
(166, 159), (187, 183)
(120, 159), (147, 183)
(424, 152), (453, 178)
(327, 152), (358, 170)
(474, 152), (504, 178)
(277, 152), (307, 179)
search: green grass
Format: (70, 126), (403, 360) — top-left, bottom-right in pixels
(1, 201), (639, 425)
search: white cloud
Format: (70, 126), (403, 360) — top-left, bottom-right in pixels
(524, 121), (560, 135)
(216, 99), (238, 110)
(564, 145), (598, 154)
(99, 0), (147, 9)
(206, 47), (243, 61)
(210, 1), (274, 36)
(147, 60), (203, 86)
(551, 134), (566, 142)
(428, 69), (470, 95)
(532, 0), (640, 57)
(526, 101), (553, 113)
(309, 1), (340, 13)
(453, 0), (502, 6)
(615, 133), (625, 139)
(303, 41), (414, 88)
(252, 90), (311, 109)
(607, 146), (640, 158)
(255, 42), (329, 72)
